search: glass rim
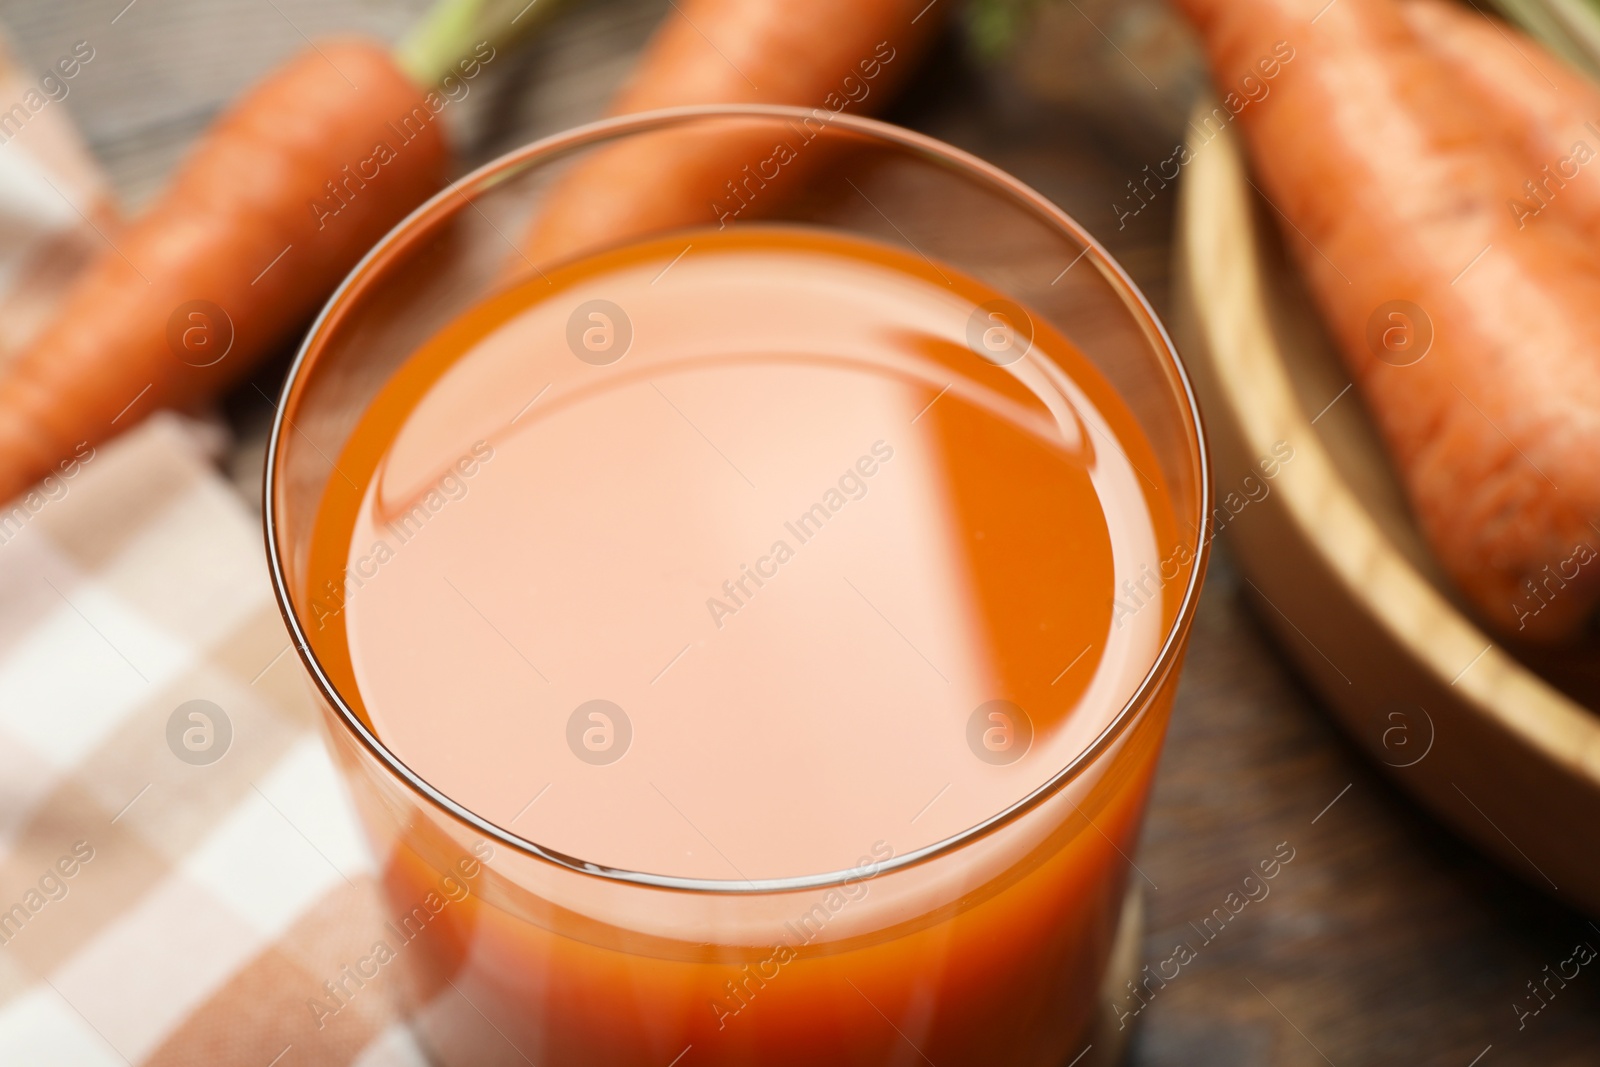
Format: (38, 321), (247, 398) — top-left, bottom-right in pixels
(262, 103), (1213, 896)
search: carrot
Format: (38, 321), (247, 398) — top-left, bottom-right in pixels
(0, 40), (450, 506)
(520, 0), (945, 266)
(1174, 0), (1600, 642)
(1402, 0), (1600, 238)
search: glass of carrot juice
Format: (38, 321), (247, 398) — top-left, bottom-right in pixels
(265, 106), (1209, 1067)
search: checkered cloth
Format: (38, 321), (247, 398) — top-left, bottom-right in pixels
(0, 414), (431, 1066)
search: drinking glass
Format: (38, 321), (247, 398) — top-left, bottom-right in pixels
(265, 105), (1210, 1067)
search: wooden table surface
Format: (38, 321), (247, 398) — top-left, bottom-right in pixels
(9, 0), (1599, 1063)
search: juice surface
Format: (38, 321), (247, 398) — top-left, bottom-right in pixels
(307, 225), (1180, 883)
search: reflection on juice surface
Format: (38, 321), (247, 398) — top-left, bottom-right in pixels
(305, 225), (1189, 1066)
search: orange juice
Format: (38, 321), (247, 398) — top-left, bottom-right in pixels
(304, 224), (1188, 1065)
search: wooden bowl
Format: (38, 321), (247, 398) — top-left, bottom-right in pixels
(1172, 109), (1600, 914)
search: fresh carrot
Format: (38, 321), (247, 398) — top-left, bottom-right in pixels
(1402, 0), (1600, 238)
(520, 0), (945, 266)
(1175, 0), (1600, 641)
(0, 40), (450, 506)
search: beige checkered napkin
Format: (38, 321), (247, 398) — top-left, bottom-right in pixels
(0, 414), (436, 1067)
